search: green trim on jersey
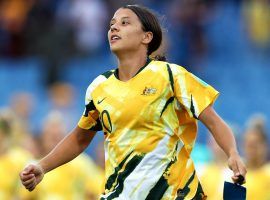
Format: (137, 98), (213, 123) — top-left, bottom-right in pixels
(78, 60), (219, 200)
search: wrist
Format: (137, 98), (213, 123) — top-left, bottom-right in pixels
(228, 149), (239, 157)
(37, 161), (46, 174)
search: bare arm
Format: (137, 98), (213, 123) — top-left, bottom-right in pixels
(20, 126), (96, 191)
(39, 126), (96, 173)
(199, 106), (247, 184)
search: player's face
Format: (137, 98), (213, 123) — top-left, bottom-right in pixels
(42, 122), (65, 153)
(243, 130), (267, 163)
(108, 8), (147, 55)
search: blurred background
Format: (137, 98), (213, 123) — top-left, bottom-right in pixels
(0, 0), (269, 199)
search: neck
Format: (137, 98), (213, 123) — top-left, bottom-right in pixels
(116, 51), (148, 81)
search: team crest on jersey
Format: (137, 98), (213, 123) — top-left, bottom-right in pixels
(141, 86), (157, 96)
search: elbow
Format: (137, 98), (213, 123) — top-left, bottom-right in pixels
(76, 134), (90, 152)
(74, 127), (94, 152)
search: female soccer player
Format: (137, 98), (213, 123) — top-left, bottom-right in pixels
(20, 5), (247, 200)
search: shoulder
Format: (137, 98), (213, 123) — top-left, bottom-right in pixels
(150, 60), (186, 71)
(149, 60), (168, 70)
(167, 62), (188, 75)
(150, 60), (188, 77)
(86, 69), (115, 95)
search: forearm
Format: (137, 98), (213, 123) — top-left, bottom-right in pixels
(199, 106), (247, 183)
(207, 117), (238, 157)
(38, 126), (95, 173)
(199, 106), (239, 157)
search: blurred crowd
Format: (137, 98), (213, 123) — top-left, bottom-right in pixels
(198, 114), (270, 200)
(1, 0), (270, 82)
(0, 0), (270, 199)
(0, 107), (104, 200)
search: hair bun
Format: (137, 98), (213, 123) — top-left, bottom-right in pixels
(150, 54), (167, 61)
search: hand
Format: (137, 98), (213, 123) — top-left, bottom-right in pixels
(228, 153), (247, 185)
(19, 164), (44, 191)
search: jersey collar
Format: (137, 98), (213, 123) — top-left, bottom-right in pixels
(114, 57), (152, 80)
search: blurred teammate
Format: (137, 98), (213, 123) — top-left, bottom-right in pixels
(0, 111), (34, 199)
(20, 5), (246, 199)
(243, 118), (270, 200)
(199, 135), (233, 200)
(34, 111), (104, 200)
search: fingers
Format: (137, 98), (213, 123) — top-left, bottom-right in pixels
(228, 155), (247, 185)
(231, 175), (238, 182)
(19, 165), (35, 180)
(21, 174), (37, 192)
(237, 161), (247, 177)
(22, 175), (35, 186)
(19, 164), (37, 191)
(229, 160), (240, 177)
(232, 174), (245, 184)
(236, 161), (247, 184)
(230, 160), (247, 185)
(25, 180), (36, 191)
(23, 164), (35, 174)
(28, 185), (36, 192)
(20, 173), (34, 182)
(19, 163), (45, 192)
(231, 174), (242, 183)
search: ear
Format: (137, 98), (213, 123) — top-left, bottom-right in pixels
(142, 31), (153, 45)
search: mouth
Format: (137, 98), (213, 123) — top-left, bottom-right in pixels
(110, 35), (121, 43)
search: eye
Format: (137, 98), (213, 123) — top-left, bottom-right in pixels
(122, 20), (129, 25)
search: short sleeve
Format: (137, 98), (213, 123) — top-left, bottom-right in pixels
(77, 82), (102, 131)
(171, 64), (219, 119)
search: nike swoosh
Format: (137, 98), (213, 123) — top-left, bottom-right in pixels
(97, 97), (106, 104)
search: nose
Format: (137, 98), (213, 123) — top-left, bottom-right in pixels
(110, 23), (119, 32)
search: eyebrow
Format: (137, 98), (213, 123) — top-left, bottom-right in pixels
(110, 16), (130, 23)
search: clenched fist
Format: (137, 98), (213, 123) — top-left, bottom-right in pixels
(19, 164), (44, 191)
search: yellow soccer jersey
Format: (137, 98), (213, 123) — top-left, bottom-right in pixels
(78, 59), (219, 200)
(0, 147), (35, 200)
(246, 164), (270, 200)
(199, 163), (232, 200)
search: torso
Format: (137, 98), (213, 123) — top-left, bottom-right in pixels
(78, 60), (218, 199)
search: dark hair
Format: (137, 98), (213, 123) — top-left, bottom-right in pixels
(122, 5), (166, 61)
